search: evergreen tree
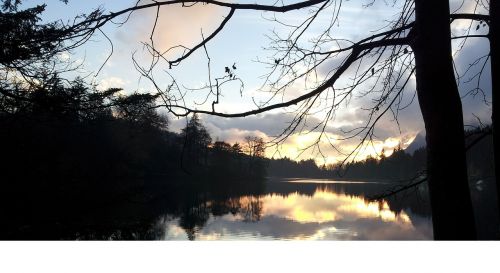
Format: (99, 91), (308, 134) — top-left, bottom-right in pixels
(180, 114), (212, 168)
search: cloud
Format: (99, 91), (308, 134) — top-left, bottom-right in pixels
(114, 1), (227, 57)
(159, 189), (432, 240)
(97, 76), (128, 90)
(168, 111), (420, 164)
(452, 38), (492, 126)
(205, 112), (317, 137)
(156, 0), (489, 164)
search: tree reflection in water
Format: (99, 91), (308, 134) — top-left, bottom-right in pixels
(2, 178), (444, 240)
(158, 180), (434, 240)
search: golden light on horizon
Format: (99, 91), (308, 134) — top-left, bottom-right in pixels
(265, 131), (419, 165)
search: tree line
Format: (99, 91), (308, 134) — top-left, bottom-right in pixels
(268, 127), (494, 183)
(0, 76), (268, 181)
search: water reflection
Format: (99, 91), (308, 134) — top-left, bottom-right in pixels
(2, 178), (434, 240)
(262, 190), (410, 224)
(160, 187), (433, 240)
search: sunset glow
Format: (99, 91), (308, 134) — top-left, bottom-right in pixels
(261, 189), (413, 225)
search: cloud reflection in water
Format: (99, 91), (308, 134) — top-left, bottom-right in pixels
(160, 188), (433, 240)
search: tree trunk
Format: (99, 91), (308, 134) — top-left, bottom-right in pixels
(490, 0), (500, 227)
(412, 0), (476, 239)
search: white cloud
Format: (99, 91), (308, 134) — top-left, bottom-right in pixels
(97, 76), (128, 90)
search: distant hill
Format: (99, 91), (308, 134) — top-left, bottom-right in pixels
(405, 133), (426, 155)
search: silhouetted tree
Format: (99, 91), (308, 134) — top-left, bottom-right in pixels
(243, 136), (267, 178)
(180, 113), (212, 169)
(0, 2), (67, 77)
(490, 0), (500, 222)
(411, 0), (476, 239)
(114, 93), (168, 129)
(0, 0), (105, 106)
(211, 140), (232, 170)
(244, 136), (265, 158)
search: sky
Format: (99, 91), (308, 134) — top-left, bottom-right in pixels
(31, 0), (492, 165)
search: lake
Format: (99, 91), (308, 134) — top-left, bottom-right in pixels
(3, 177), (437, 240)
(154, 178), (433, 240)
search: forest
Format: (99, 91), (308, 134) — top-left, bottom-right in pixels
(0, 75), (268, 238)
(0, 0), (498, 241)
(268, 126), (494, 182)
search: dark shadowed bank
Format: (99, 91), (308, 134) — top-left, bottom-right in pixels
(0, 76), (269, 239)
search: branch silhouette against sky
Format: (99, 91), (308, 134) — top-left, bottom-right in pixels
(41, 0), (490, 167)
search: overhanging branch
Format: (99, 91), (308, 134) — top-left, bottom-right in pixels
(156, 36), (410, 117)
(450, 13), (490, 23)
(75, 0), (329, 31)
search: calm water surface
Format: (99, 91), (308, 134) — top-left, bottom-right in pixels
(10, 177), (500, 240)
(158, 179), (433, 240)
